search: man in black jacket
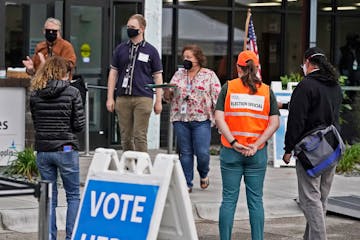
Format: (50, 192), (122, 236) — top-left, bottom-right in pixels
(30, 56), (85, 240)
(282, 47), (342, 240)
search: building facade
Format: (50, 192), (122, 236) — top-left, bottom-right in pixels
(1, 0), (359, 149)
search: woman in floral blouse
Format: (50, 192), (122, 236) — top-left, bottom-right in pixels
(164, 44), (221, 192)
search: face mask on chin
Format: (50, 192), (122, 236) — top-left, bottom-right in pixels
(127, 28), (140, 38)
(301, 63), (308, 76)
(183, 60), (193, 70)
(45, 30), (57, 43)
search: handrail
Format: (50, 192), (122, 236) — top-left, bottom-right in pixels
(84, 83), (90, 156)
(87, 84), (109, 90)
(0, 177), (51, 240)
(341, 86), (360, 91)
(83, 84), (108, 156)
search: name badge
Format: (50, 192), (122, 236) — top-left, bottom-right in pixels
(180, 102), (187, 114)
(138, 52), (149, 62)
(122, 76), (129, 88)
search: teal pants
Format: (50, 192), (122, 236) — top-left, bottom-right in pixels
(219, 146), (267, 240)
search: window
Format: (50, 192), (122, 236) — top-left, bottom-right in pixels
(334, 5), (360, 144)
(162, 7), (174, 82)
(177, 9), (229, 83)
(234, 0), (282, 9)
(317, 14), (331, 61)
(284, 11), (303, 75)
(5, 2), (60, 67)
(235, 11), (281, 84)
(163, 0), (229, 7)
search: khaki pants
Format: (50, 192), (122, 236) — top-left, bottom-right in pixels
(115, 96), (153, 152)
(296, 160), (336, 240)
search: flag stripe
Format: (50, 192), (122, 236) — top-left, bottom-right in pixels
(246, 16), (262, 80)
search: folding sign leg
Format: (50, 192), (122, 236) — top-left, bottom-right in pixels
(153, 154), (199, 240)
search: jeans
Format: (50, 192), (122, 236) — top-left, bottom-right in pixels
(219, 146), (267, 240)
(296, 160), (336, 240)
(36, 151), (80, 240)
(173, 120), (211, 188)
(115, 96), (153, 152)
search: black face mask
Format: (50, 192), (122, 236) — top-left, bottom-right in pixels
(183, 60), (193, 70)
(45, 29), (57, 43)
(127, 28), (140, 38)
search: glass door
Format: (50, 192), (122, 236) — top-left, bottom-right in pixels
(63, 0), (143, 150)
(64, 0), (109, 149)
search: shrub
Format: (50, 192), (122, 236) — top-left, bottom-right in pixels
(280, 72), (302, 90)
(338, 75), (352, 125)
(4, 147), (39, 181)
(336, 143), (360, 174)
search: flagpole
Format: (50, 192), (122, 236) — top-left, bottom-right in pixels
(243, 8), (252, 51)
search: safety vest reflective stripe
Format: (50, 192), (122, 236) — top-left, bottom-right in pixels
(221, 78), (270, 149)
(224, 112), (269, 120)
(230, 131), (261, 137)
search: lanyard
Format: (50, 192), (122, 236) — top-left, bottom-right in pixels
(186, 68), (201, 98)
(186, 74), (191, 96)
(124, 42), (141, 94)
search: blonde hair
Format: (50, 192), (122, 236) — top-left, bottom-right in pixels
(129, 14), (146, 29)
(44, 17), (62, 32)
(31, 56), (69, 91)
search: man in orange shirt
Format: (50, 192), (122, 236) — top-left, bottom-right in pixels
(23, 17), (76, 77)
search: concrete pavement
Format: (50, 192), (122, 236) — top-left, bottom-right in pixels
(0, 148), (359, 239)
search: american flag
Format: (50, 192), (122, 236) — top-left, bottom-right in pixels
(246, 16), (262, 79)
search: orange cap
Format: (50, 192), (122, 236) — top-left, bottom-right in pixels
(237, 50), (259, 67)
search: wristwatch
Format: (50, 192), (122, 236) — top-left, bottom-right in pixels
(230, 139), (238, 146)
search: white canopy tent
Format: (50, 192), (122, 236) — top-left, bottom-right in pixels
(162, 8), (245, 56)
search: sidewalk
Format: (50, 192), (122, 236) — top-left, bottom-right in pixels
(0, 148), (359, 238)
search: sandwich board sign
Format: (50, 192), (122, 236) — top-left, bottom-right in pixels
(0, 88), (25, 166)
(72, 149), (198, 240)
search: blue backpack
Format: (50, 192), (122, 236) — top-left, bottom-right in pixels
(294, 125), (345, 177)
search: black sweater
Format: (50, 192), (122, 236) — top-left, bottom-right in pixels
(30, 80), (85, 152)
(284, 71), (342, 153)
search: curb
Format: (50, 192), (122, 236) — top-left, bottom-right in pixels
(0, 207), (66, 233)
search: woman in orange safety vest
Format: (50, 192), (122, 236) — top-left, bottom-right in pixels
(215, 50), (280, 240)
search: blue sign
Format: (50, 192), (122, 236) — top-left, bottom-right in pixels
(275, 115), (288, 160)
(274, 91), (292, 161)
(72, 179), (159, 240)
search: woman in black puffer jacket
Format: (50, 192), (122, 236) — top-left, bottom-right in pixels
(30, 56), (85, 240)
